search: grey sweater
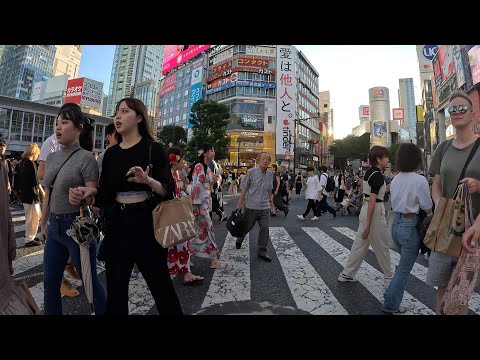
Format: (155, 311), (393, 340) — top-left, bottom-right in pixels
(43, 142), (98, 214)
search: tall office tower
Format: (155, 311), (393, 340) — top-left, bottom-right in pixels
(398, 78), (416, 143)
(0, 45), (56, 100)
(107, 45), (164, 117)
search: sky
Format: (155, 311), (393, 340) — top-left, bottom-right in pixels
(78, 45), (422, 139)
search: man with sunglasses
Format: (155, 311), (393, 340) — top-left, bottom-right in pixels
(427, 90), (480, 314)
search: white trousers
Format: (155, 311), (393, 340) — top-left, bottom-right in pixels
(342, 201), (394, 278)
(23, 202), (41, 242)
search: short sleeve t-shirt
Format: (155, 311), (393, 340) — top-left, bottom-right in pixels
(429, 138), (480, 217)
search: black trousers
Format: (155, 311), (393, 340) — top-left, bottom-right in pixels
(317, 194), (335, 215)
(103, 204), (183, 315)
(303, 199), (320, 217)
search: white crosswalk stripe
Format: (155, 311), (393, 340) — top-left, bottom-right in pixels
(202, 233), (251, 308)
(10, 203), (476, 315)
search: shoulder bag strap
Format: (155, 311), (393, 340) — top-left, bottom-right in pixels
(457, 137), (480, 184)
(366, 170), (379, 182)
(48, 149), (81, 205)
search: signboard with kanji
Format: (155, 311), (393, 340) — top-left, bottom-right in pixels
(275, 46), (296, 157)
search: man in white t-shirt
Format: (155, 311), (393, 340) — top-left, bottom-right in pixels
(38, 133), (60, 181)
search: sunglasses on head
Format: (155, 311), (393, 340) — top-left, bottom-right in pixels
(447, 105), (469, 114)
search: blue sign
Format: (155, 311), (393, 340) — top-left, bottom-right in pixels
(423, 45), (439, 61)
(188, 82), (203, 129)
(236, 81), (276, 88)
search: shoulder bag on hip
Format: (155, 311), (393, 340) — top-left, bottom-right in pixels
(424, 138), (480, 257)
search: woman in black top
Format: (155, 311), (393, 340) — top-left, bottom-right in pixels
(295, 172), (303, 199)
(95, 98), (182, 315)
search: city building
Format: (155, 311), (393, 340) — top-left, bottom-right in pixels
(102, 94), (109, 116)
(31, 74), (69, 107)
(156, 48), (209, 139)
(0, 95), (112, 156)
(134, 79), (158, 125)
(398, 78), (416, 143)
(52, 45), (82, 79)
(320, 91), (334, 167)
(369, 86), (391, 148)
(0, 45), (56, 100)
(107, 45), (164, 117)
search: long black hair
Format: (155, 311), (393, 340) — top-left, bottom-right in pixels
(58, 103), (94, 151)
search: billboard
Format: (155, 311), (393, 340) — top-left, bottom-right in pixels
(31, 81), (46, 102)
(162, 45), (210, 74)
(369, 87), (388, 101)
(372, 121), (388, 145)
(468, 45), (480, 86)
(188, 62), (204, 131)
(416, 45), (439, 74)
(275, 45), (296, 157)
(64, 78), (85, 105)
(64, 78), (103, 110)
(433, 45), (456, 88)
(452, 45), (466, 87)
(416, 105), (424, 122)
(392, 108), (404, 120)
(159, 73), (176, 97)
(210, 48), (233, 65)
(81, 78), (103, 109)
(237, 57), (269, 68)
(360, 105), (369, 117)
(245, 45), (276, 57)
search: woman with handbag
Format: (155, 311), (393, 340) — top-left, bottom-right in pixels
(167, 147), (204, 285)
(95, 98), (182, 315)
(426, 90), (480, 314)
(40, 104), (107, 315)
(189, 143), (228, 269)
(17, 143), (44, 247)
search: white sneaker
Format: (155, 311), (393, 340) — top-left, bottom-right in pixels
(297, 215), (305, 220)
(382, 305), (407, 314)
(338, 273), (358, 283)
(310, 216), (319, 220)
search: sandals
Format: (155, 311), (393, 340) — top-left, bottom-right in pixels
(210, 260), (229, 269)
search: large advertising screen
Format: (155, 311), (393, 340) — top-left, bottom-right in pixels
(275, 45), (296, 157)
(468, 45), (480, 86)
(162, 45), (210, 74)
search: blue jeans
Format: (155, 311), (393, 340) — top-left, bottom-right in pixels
(382, 212), (421, 312)
(43, 212), (107, 315)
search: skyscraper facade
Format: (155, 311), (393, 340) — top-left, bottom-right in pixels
(398, 78), (416, 143)
(52, 45), (82, 79)
(107, 45), (164, 117)
(0, 45), (56, 100)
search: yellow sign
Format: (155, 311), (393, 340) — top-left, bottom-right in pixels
(416, 105), (424, 123)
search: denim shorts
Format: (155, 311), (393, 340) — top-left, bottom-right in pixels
(425, 251), (458, 288)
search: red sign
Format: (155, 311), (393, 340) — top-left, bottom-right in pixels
(237, 57), (269, 67)
(392, 108), (404, 120)
(207, 73), (237, 90)
(207, 60), (233, 82)
(64, 78), (84, 105)
(362, 107), (369, 116)
(160, 73), (177, 97)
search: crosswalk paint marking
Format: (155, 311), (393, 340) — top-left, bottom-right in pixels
(333, 227), (480, 315)
(270, 227), (348, 315)
(202, 233), (251, 308)
(303, 227), (434, 315)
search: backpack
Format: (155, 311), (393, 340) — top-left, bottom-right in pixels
(323, 173), (335, 192)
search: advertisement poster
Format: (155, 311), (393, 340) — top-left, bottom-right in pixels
(372, 121), (387, 144)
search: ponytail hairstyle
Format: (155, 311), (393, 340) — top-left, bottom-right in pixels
(58, 103), (94, 151)
(198, 142), (213, 164)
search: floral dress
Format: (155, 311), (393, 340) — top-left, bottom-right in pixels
(167, 170), (193, 277)
(190, 162), (219, 260)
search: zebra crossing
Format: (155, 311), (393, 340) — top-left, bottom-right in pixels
(9, 204), (479, 315)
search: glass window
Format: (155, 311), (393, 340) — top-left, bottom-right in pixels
(0, 108), (11, 139)
(184, 89), (189, 97)
(9, 110), (23, 141)
(21, 112), (35, 142)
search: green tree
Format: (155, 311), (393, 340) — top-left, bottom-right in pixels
(186, 99), (230, 162)
(158, 125), (187, 149)
(329, 134), (370, 169)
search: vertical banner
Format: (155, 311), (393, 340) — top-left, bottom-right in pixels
(372, 121), (388, 145)
(187, 63), (204, 140)
(276, 45), (297, 157)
